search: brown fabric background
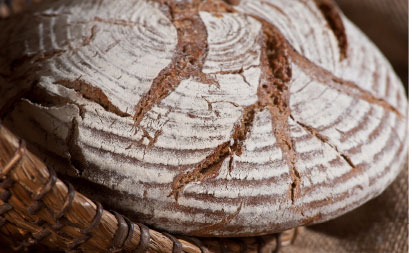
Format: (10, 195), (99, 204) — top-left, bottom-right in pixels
(282, 2), (409, 252)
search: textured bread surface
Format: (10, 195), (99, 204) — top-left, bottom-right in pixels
(0, 0), (408, 237)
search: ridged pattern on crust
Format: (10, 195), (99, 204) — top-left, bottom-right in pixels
(0, 0), (408, 237)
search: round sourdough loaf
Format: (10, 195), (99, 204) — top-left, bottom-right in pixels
(0, 0), (408, 237)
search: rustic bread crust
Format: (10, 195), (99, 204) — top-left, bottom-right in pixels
(0, 0), (408, 237)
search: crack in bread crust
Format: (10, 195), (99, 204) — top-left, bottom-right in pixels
(170, 105), (256, 200)
(313, 0), (348, 60)
(295, 120), (357, 170)
(256, 21), (300, 203)
(54, 78), (130, 118)
(133, 0), (218, 128)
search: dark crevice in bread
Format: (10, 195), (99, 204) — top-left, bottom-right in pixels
(170, 104), (256, 200)
(230, 105), (257, 158)
(261, 1), (288, 17)
(256, 20), (300, 204)
(25, 85), (87, 118)
(93, 17), (135, 27)
(314, 0), (348, 60)
(204, 64), (260, 75)
(170, 141), (230, 200)
(201, 0), (237, 12)
(65, 118), (88, 176)
(296, 121), (357, 169)
(133, 0), (218, 127)
(140, 128), (164, 149)
(54, 79), (130, 117)
(222, 0), (240, 6)
(81, 25), (98, 47)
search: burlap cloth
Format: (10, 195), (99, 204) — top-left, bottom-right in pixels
(0, 0), (408, 252)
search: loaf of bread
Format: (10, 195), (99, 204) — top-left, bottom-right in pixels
(0, 0), (408, 237)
